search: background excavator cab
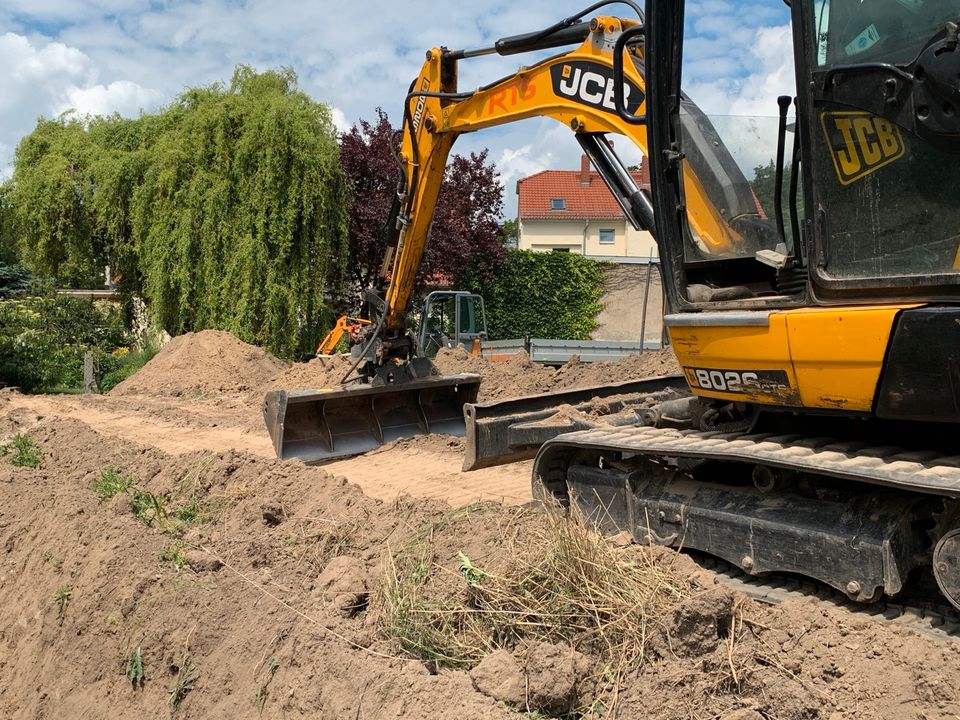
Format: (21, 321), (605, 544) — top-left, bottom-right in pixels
(417, 291), (488, 358)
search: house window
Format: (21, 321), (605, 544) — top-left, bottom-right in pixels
(550, 198), (566, 210)
(552, 247), (571, 253)
(599, 228), (615, 244)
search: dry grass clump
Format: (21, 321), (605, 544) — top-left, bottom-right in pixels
(379, 502), (694, 673)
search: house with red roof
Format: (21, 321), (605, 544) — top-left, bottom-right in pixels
(516, 155), (658, 260)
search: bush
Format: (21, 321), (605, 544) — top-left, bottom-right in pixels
(97, 339), (161, 393)
(464, 249), (605, 340)
(0, 262), (35, 299)
(0, 294), (133, 392)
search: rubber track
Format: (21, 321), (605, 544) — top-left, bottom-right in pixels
(694, 555), (960, 642)
(537, 425), (960, 640)
(539, 425), (960, 496)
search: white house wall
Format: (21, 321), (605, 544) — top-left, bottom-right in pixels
(518, 219), (657, 259)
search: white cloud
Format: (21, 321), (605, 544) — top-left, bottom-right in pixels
(683, 22), (797, 175)
(330, 106), (351, 134)
(0, 0), (794, 212)
(64, 80), (162, 118)
(0, 31), (161, 171)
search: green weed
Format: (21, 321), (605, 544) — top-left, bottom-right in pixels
(131, 489), (167, 527)
(169, 659), (198, 712)
(0, 434), (41, 468)
(457, 552), (487, 587)
(254, 685), (268, 716)
(53, 585), (71, 621)
(92, 467), (134, 501)
(173, 494), (201, 524)
(41, 551), (62, 571)
(158, 542), (188, 572)
(127, 646), (145, 689)
(254, 657), (280, 716)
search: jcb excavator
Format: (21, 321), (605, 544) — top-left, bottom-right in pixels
(266, 0), (960, 610)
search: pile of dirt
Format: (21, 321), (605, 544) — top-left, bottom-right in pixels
(111, 326), (680, 406)
(111, 330), (287, 398)
(3, 414), (960, 719)
(261, 354), (357, 393)
(434, 348), (557, 401)
(434, 346), (681, 402)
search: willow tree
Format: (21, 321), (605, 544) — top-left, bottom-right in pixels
(7, 117), (101, 285)
(132, 67), (348, 357)
(4, 66), (348, 357)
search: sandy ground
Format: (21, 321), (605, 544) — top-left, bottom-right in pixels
(4, 331), (960, 719)
(6, 393), (534, 507)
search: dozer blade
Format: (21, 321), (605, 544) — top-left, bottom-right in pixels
(264, 373), (481, 463)
(463, 375), (688, 471)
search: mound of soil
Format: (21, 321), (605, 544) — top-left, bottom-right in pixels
(434, 346), (681, 402)
(112, 330), (287, 398)
(2, 416), (960, 719)
(434, 348), (556, 401)
(261, 354), (357, 393)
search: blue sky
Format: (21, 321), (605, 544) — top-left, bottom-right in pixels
(0, 0), (795, 216)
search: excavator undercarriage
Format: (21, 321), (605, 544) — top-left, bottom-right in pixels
(535, 425), (960, 606)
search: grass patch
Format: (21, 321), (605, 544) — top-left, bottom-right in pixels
(131, 489), (168, 527)
(381, 505), (693, 678)
(92, 467), (134, 501)
(53, 584), (72, 623)
(0, 434), (41, 468)
(41, 551), (62, 571)
(169, 658), (198, 712)
(92, 456), (227, 535)
(159, 542), (188, 572)
(127, 646), (145, 689)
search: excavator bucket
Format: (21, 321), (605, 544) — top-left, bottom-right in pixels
(263, 373), (481, 463)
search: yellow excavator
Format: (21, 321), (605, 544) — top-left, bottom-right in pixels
(266, 0), (960, 609)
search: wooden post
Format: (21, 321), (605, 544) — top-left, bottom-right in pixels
(83, 351), (95, 393)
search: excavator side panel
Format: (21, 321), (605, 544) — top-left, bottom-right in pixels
(667, 305), (915, 412)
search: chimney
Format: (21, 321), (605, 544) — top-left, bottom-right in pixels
(580, 154), (591, 186)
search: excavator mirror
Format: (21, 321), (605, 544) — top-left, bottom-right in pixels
(613, 24), (647, 125)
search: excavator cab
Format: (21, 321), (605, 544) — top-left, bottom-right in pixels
(417, 291), (488, 358)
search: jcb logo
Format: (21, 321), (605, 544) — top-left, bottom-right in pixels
(549, 60), (643, 116)
(820, 111), (905, 185)
(412, 78), (430, 132)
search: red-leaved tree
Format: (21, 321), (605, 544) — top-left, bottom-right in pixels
(338, 110), (505, 305)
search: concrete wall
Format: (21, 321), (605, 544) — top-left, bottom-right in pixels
(518, 218), (657, 259)
(591, 262), (664, 344)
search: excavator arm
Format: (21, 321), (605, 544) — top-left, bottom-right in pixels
(375, 13), (759, 356)
(316, 316), (371, 355)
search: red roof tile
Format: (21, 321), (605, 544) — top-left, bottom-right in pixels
(518, 158), (650, 221)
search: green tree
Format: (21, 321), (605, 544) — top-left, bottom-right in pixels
(4, 66), (348, 358)
(8, 117), (100, 286)
(131, 67), (348, 357)
(0, 185), (18, 264)
(465, 249), (604, 340)
(498, 218), (518, 248)
(749, 159), (778, 221)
